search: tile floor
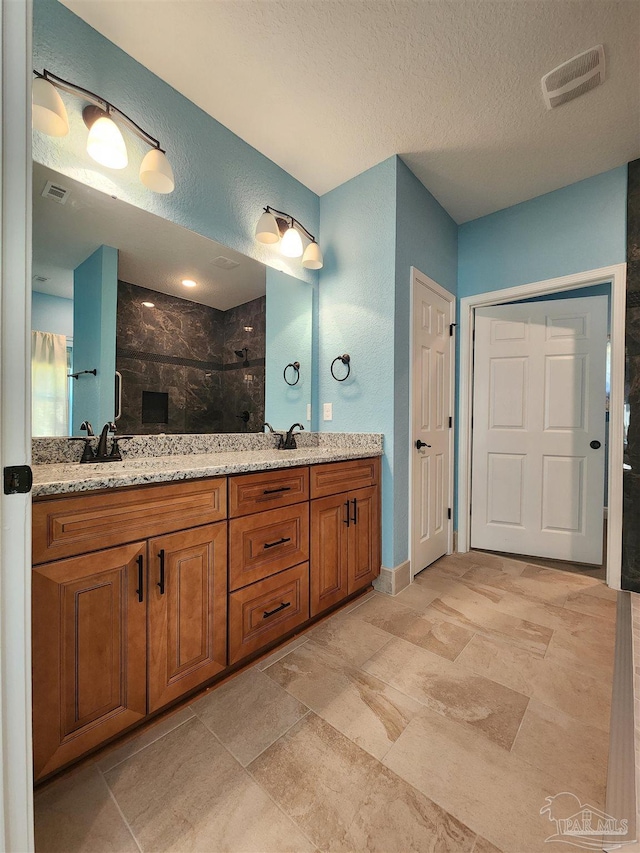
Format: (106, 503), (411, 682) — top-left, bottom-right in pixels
(35, 550), (617, 853)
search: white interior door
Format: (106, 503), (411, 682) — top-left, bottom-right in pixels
(411, 273), (453, 577)
(471, 296), (607, 564)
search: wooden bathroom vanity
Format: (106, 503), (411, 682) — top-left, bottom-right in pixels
(31, 455), (381, 781)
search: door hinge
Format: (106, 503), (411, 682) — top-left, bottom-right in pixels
(4, 465), (32, 495)
(447, 507), (452, 520)
(449, 323), (457, 337)
(448, 416), (452, 429)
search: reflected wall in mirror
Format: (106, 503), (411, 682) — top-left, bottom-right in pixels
(31, 162), (313, 437)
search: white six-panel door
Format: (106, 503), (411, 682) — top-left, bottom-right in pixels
(411, 275), (452, 577)
(471, 296), (607, 564)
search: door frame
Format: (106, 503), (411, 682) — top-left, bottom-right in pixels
(409, 267), (456, 577)
(0, 0), (35, 849)
(457, 263), (627, 590)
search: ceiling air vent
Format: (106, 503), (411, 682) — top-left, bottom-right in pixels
(32, 275), (49, 283)
(41, 180), (70, 204)
(541, 45), (605, 109)
(212, 255), (240, 270)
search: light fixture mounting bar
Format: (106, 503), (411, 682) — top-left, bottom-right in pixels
(33, 69), (164, 152)
(264, 205), (317, 243)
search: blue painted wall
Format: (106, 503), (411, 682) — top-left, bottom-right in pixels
(32, 0), (319, 287)
(32, 291), (73, 338)
(265, 268), (314, 430)
(393, 158), (458, 566)
(318, 158), (397, 566)
(72, 246), (118, 433)
(458, 167), (628, 298)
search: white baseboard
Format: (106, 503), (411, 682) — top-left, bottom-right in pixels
(374, 560), (411, 596)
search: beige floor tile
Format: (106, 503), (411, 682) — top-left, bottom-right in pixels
(580, 583), (618, 601)
(362, 636), (529, 749)
(190, 667), (308, 766)
(97, 706), (195, 773)
(415, 572), (506, 606)
(303, 610), (390, 666)
(564, 589), (617, 621)
(520, 564), (602, 590)
(424, 594), (553, 656)
(416, 553), (480, 578)
(472, 836), (503, 853)
(457, 633), (611, 731)
(256, 633), (310, 670)
(264, 641), (422, 759)
(351, 593), (474, 660)
(467, 551), (527, 575)
(104, 717), (314, 852)
(392, 580), (443, 612)
(493, 591), (616, 643)
(249, 712), (476, 853)
(35, 766), (138, 853)
(511, 699), (609, 804)
(383, 705), (594, 853)
(543, 626), (615, 675)
(461, 565), (570, 606)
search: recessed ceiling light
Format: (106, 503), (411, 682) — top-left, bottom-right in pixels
(141, 301), (155, 308)
(243, 326), (254, 332)
(182, 279), (197, 288)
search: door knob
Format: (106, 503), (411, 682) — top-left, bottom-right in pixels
(589, 440), (602, 450)
(416, 440), (431, 450)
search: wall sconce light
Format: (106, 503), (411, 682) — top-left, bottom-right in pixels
(255, 206), (323, 270)
(32, 69), (175, 194)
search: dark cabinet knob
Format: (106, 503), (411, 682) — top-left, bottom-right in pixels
(415, 440), (431, 450)
(590, 440), (602, 450)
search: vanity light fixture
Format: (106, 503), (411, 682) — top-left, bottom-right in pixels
(255, 206), (323, 270)
(32, 69), (175, 193)
(181, 279), (197, 288)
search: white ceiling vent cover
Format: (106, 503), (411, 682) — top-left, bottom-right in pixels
(212, 255), (240, 270)
(541, 45), (605, 110)
(41, 180), (70, 204)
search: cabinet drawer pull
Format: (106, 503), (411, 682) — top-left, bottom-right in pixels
(157, 548), (165, 595)
(351, 498), (357, 525)
(263, 536), (291, 550)
(263, 601), (291, 619)
(344, 500), (350, 527)
(263, 486), (291, 495)
(136, 554), (144, 603)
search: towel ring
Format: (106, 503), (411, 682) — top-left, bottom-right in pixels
(283, 361), (301, 386)
(331, 353), (351, 382)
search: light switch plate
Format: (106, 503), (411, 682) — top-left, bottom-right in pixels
(323, 402), (333, 421)
(307, 404), (312, 421)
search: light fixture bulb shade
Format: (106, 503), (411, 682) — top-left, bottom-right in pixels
(255, 210), (280, 244)
(302, 241), (323, 270)
(32, 77), (69, 137)
(86, 116), (128, 169)
(280, 225), (303, 258)
(140, 148), (175, 193)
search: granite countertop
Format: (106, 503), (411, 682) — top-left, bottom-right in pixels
(32, 445), (383, 498)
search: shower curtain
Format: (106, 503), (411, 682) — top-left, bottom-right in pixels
(31, 330), (68, 436)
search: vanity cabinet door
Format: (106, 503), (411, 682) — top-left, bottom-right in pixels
(348, 486), (380, 594)
(310, 493), (350, 616)
(147, 523), (227, 713)
(32, 541), (147, 781)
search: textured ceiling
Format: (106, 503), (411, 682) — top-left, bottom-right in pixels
(59, 0), (640, 223)
(32, 163), (265, 309)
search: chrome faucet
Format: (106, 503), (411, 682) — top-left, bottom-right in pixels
(282, 423), (304, 450)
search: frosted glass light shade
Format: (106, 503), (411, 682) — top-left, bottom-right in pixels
(32, 78), (69, 137)
(140, 148), (175, 193)
(302, 241), (323, 270)
(86, 116), (128, 169)
(281, 225), (303, 258)
(255, 210), (280, 244)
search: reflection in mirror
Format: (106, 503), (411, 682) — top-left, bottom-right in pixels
(31, 162), (313, 438)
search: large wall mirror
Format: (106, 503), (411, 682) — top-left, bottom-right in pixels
(32, 162), (313, 437)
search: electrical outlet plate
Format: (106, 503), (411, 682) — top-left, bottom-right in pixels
(306, 403), (311, 421)
(323, 402), (333, 421)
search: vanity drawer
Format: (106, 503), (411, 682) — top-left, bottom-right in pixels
(310, 457), (379, 499)
(228, 563), (309, 664)
(33, 478), (227, 565)
(229, 503), (309, 590)
(228, 467), (309, 517)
